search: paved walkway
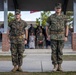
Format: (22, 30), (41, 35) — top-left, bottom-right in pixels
(0, 54), (76, 72)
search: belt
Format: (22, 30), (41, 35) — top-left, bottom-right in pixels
(11, 35), (24, 39)
(50, 31), (64, 34)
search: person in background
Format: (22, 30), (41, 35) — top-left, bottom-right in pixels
(29, 24), (35, 35)
(29, 32), (35, 49)
(35, 26), (42, 48)
(37, 32), (45, 49)
(27, 24), (35, 48)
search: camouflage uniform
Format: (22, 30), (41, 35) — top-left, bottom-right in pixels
(37, 33), (45, 49)
(47, 13), (68, 65)
(35, 26), (43, 48)
(9, 19), (27, 66)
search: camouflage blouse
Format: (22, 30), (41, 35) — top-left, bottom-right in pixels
(8, 19), (28, 43)
(47, 13), (68, 40)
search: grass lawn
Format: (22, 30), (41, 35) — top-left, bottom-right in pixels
(0, 56), (12, 61)
(63, 55), (76, 61)
(0, 55), (26, 61)
(0, 55), (76, 61)
(0, 72), (76, 75)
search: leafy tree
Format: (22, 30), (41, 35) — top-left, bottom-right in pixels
(8, 12), (15, 23)
(36, 11), (51, 27)
(35, 18), (40, 26)
(66, 11), (73, 28)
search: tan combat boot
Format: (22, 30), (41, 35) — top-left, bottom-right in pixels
(11, 65), (18, 72)
(57, 64), (63, 71)
(52, 64), (58, 72)
(17, 66), (23, 72)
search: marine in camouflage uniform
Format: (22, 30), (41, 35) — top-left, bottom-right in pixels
(8, 9), (28, 72)
(35, 26), (43, 48)
(46, 3), (69, 71)
(37, 32), (45, 49)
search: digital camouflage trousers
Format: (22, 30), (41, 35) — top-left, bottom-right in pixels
(10, 43), (25, 66)
(51, 40), (64, 65)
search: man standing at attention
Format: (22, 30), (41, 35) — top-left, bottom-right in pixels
(8, 9), (28, 72)
(46, 3), (69, 71)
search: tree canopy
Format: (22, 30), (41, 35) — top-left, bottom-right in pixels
(8, 12), (15, 23)
(36, 11), (51, 27)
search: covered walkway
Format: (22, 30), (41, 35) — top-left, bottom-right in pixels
(0, 0), (76, 51)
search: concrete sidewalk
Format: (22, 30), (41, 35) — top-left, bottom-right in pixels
(0, 54), (76, 72)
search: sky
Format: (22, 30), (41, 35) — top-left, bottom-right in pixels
(0, 11), (42, 21)
(0, 11), (55, 21)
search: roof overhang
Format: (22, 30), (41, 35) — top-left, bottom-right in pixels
(0, 0), (73, 11)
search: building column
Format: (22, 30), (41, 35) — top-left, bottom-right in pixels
(2, 0), (10, 51)
(72, 0), (76, 51)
